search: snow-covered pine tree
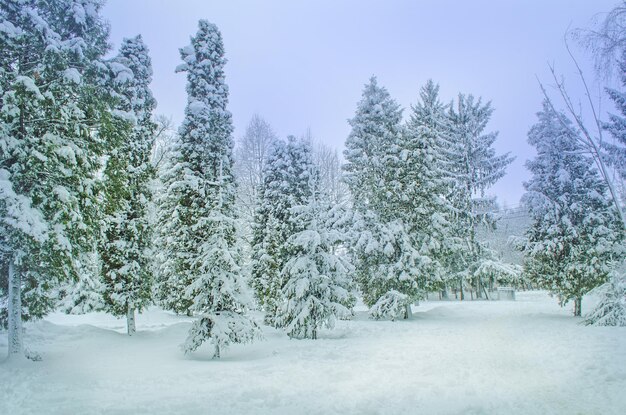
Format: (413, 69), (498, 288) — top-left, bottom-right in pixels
(100, 35), (157, 335)
(251, 136), (316, 324)
(274, 142), (354, 339)
(446, 93), (514, 299)
(156, 20), (259, 357)
(0, 0), (110, 359)
(343, 77), (422, 319)
(521, 101), (623, 316)
(182, 157), (261, 357)
(153, 136), (191, 314)
(343, 77), (401, 218)
(399, 80), (458, 295)
(250, 140), (289, 321)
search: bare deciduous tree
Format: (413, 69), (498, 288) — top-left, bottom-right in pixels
(234, 114), (278, 242)
(538, 38), (626, 230)
(573, 1), (626, 80)
(301, 128), (349, 205)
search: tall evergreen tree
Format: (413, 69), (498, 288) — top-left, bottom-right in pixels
(521, 101), (623, 316)
(343, 77), (421, 319)
(251, 136), (316, 324)
(155, 21), (259, 357)
(0, 0), (110, 359)
(446, 94), (514, 298)
(400, 80), (458, 295)
(343, 77), (402, 217)
(100, 35), (157, 335)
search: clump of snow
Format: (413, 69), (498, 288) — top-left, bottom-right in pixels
(186, 100), (207, 115)
(111, 109), (137, 124)
(0, 169), (48, 242)
(14, 75), (44, 99)
(109, 61), (133, 84)
(0, 20), (22, 38)
(62, 68), (81, 85)
(53, 185), (71, 203)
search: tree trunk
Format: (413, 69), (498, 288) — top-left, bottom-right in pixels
(483, 285), (491, 301)
(574, 297), (582, 317)
(186, 309), (193, 317)
(476, 277), (482, 299)
(7, 260), (23, 359)
(214, 344), (220, 359)
(459, 278), (464, 301)
(127, 305), (136, 336)
(404, 304), (412, 319)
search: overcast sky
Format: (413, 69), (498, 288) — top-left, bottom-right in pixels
(102, 0), (619, 206)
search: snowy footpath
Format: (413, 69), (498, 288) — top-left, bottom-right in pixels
(1, 291), (625, 415)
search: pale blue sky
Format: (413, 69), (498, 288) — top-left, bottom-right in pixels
(102, 0), (618, 206)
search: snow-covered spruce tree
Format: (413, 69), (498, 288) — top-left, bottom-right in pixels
(399, 80), (458, 295)
(153, 137), (190, 314)
(274, 144), (354, 339)
(343, 77), (401, 219)
(445, 94), (514, 299)
(251, 136), (316, 324)
(343, 77), (421, 319)
(182, 158), (261, 357)
(521, 101), (623, 316)
(99, 35), (157, 335)
(156, 20), (260, 357)
(0, 0), (110, 359)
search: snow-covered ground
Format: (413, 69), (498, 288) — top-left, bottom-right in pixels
(1, 291), (625, 415)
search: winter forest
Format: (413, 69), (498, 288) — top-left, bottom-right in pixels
(1, 1), (626, 414)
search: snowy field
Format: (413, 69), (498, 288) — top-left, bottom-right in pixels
(1, 291), (625, 415)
